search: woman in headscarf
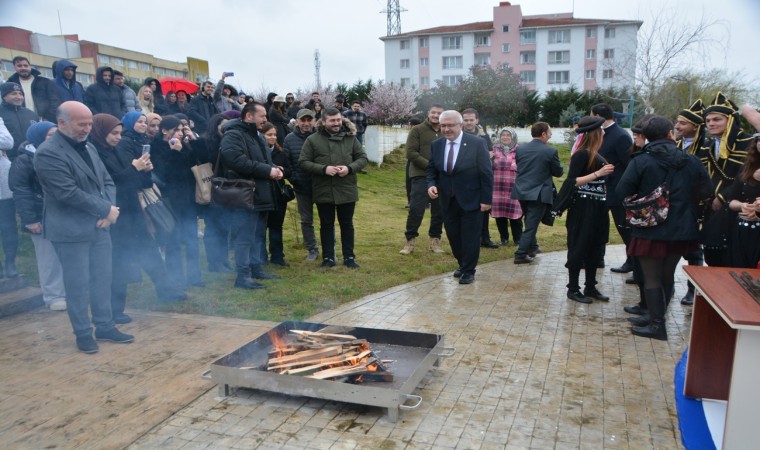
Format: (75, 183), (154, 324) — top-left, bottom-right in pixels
(490, 127), (523, 246)
(145, 113), (162, 140)
(8, 121), (67, 310)
(117, 111), (149, 158)
(555, 116), (615, 304)
(151, 116), (203, 289)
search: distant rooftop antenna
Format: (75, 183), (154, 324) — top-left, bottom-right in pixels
(381, 0), (406, 36)
(314, 49), (321, 89)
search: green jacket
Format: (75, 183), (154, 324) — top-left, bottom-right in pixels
(299, 118), (368, 205)
(406, 119), (442, 178)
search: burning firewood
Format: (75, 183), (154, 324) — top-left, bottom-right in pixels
(263, 329), (393, 383)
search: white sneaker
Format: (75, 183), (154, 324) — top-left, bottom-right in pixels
(48, 300), (67, 311)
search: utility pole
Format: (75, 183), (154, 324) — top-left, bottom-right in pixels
(314, 49), (321, 90)
(381, 0), (406, 36)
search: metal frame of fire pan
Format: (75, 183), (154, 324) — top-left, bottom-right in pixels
(204, 321), (454, 422)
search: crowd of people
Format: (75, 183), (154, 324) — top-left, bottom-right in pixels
(2, 53), (760, 351)
(0, 56), (371, 353)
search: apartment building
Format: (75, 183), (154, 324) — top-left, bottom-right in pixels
(381, 2), (642, 95)
(0, 26), (208, 87)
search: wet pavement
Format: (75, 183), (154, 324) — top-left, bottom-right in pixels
(130, 245), (689, 449)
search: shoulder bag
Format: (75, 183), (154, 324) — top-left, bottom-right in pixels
(623, 167), (675, 228)
(138, 184), (177, 238)
(191, 159), (214, 205)
(210, 137), (256, 210)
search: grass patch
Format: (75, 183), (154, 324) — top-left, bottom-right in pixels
(16, 142), (620, 322)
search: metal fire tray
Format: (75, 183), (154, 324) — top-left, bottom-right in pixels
(204, 321), (454, 421)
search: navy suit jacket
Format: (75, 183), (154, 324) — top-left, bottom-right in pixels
(426, 132), (493, 213)
(34, 131), (116, 242)
(511, 139), (563, 204)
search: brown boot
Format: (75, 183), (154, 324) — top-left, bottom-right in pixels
(429, 237), (445, 254)
(399, 238), (415, 255)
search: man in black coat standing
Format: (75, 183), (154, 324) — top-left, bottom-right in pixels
(7, 56), (60, 122)
(34, 101), (134, 353)
(511, 122), (564, 264)
(84, 66), (125, 118)
(189, 81), (218, 134)
(591, 103), (633, 272)
(427, 110), (493, 284)
(0, 82), (39, 159)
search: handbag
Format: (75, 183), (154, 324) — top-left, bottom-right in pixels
(280, 182), (295, 202)
(623, 168), (675, 228)
(210, 141), (256, 210)
(190, 162), (214, 205)
(137, 184), (176, 238)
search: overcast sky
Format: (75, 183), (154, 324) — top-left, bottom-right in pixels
(2, 0), (758, 96)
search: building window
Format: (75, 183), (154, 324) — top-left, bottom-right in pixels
(400, 40), (410, 50)
(420, 76), (429, 86)
(41, 68), (53, 78)
(76, 73), (93, 84)
(499, 63), (511, 70)
(520, 30), (536, 44)
(548, 51), (570, 64)
(1, 60), (14, 72)
(603, 69), (614, 79)
(400, 59), (410, 69)
(475, 34), (490, 47)
(548, 30), (571, 44)
(400, 78), (411, 87)
(502, 43), (511, 53)
(98, 54), (110, 64)
(442, 36), (462, 50)
(605, 27), (616, 38)
(139, 62), (151, 71)
(156, 67), (165, 75)
(167, 69), (176, 77)
(420, 57), (428, 67)
(548, 71), (570, 84)
(519, 71), (536, 83)
(442, 75), (463, 86)
(586, 49), (596, 59)
(474, 53), (491, 66)
(128, 60), (137, 69)
(586, 28), (597, 38)
(520, 51), (536, 64)
(442, 56), (463, 69)
(419, 38), (428, 48)
(502, 25), (510, 33)
(113, 57), (124, 66)
(604, 49), (615, 59)
(585, 70), (595, 79)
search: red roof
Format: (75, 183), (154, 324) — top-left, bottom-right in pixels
(380, 21), (493, 40)
(523, 17), (641, 28)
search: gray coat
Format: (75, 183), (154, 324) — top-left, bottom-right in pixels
(511, 138), (563, 204)
(34, 131), (116, 242)
(120, 84), (140, 112)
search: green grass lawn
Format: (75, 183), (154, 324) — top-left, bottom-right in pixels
(14, 143), (621, 322)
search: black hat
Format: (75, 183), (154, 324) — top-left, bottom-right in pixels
(575, 117), (605, 134)
(705, 92), (750, 159)
(678, 99), (704, 126)
(0, 82), (23, 99)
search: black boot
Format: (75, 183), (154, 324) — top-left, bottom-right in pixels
(250, 264), (281, 280)
(632, 288), (667, 340)
(624, 285), (648, 315)
(628, 313), (650, 326)
(235, 269), (265, 289)
(680, 281), (695, 306)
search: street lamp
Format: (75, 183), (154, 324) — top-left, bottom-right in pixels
(671, 75), (693, 105)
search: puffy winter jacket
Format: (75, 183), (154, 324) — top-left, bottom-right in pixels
(84, 67), (125, 118)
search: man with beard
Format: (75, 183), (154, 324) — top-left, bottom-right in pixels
(189, 81), (218, 134)
(400, 104), (444, 255)
(84, 66), (125, 118)
(34, 101), (133, 353)
(300, 107), (368, 269)
(113, 70), (139, 112)
(284, 109), (319, 261)
(52, 59), (85, 103)
(7, 56), (60, 122)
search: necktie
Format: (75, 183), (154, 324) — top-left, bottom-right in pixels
(447, 141), (455, 175)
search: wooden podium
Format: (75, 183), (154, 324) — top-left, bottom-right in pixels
(683, 266), (760, 450)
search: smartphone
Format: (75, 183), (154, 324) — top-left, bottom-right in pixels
(142, 144), (151, 154)
(226, 72), (234, 77)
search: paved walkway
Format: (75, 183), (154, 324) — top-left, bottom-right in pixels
(130, 245), (690, 449)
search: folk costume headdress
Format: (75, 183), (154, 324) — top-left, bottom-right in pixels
(705, 92), (752, 159)
(677, 99), (705, 153)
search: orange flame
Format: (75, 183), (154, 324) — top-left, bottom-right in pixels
(268, 329), (289, 357)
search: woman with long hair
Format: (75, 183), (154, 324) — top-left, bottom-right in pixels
(137, 85), (154, 114)
(165, 91), (179, 114)
(557, 116), (615, 304)
(260, 122), (292, 266)
(151, 116), (203, 289)
(725, 133), (760, 268)
(490, 127), (523, 246)
(617, 116), (712, 340)
(312, 100), (323, 121)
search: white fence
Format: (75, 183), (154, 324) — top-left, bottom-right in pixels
(364, 126), (588, 165)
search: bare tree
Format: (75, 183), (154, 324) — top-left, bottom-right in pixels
(616, 6), (730, 113)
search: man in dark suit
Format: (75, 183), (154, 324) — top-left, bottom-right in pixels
(35, 101), (134, 354)
(426, 110), (493, 284)
(511, 122), (563, 264)
(591, 104), (633, 272)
